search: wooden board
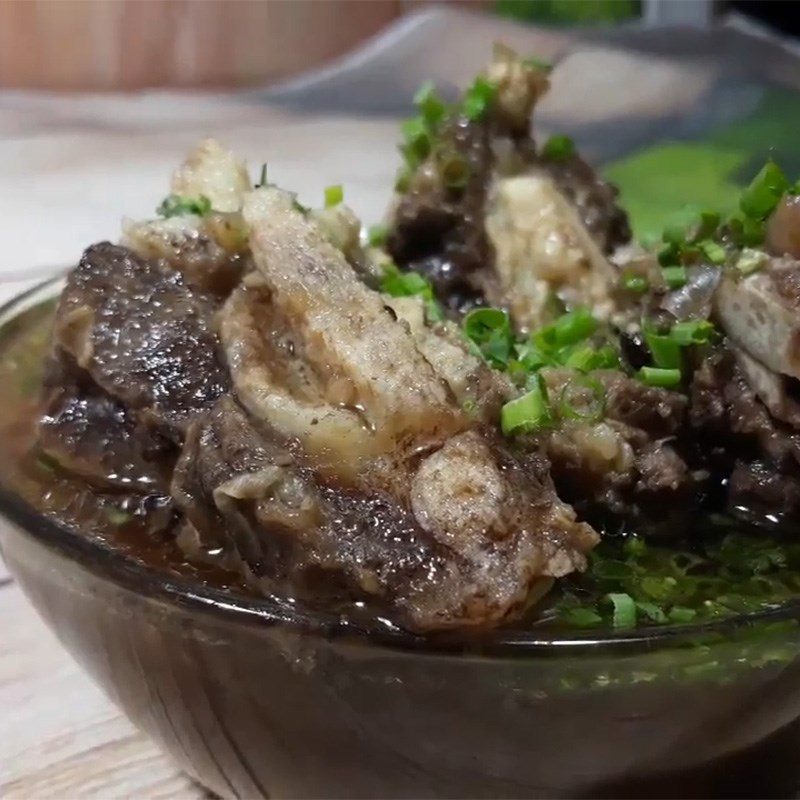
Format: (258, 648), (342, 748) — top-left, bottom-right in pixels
(0, 581), (202, 798)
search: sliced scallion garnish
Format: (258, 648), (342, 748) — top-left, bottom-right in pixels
(324, 184), (344, 208)
(533, 308), (597, 352)
(697, 238), (726, 265)
(413, 81), (447, 129)
(156, 194), (212, 218)
(662, 265), (687, 290)
(501, 375), (552, 435)
(739, 159), (789, 220)
(621, 271), (649, 294)
(643, 323), (681, 370)
(463, 307), (514, 368)
(462, 76), (497, 120)
(563, 344), (618, 373)
(605, 592), (637, 628)
(541, 134), (575, 162)
(670, 319), (715, 346)
(638, 366), (681, 389)
(367, 224), (388, 248)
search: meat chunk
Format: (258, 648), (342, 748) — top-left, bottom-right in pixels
(691, 350), (800, 468)
(121, 139), (251, 297)
(234, 188), (464, 475)
(173, 398), (595, 630)
(539, 368), (697, 537)
(39, 353), (172, 493)
(212, 185), (597, 629)
(538, 154), (630, 255)
(53, 242), (230, 441)
(386, 47), (629, 328)
(690, 349), (800, 525)
(594, 369), (688, 438)
(122, 214), (247, 297)
(169, 138), (251, 213)
(387, 113), (495, 313)
(484, 172), (619, 329)
(383, 294), (514, 422)
(714, 265), (800, 380)
(728, 460), (800, 528)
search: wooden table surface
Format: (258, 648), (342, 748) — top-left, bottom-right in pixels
(0, 557), (203, 799)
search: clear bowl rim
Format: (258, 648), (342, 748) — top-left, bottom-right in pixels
(2, 273), (800, 658)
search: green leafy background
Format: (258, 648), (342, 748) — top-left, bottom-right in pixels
(604, 89), (800, 243)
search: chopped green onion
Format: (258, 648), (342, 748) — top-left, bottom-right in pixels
(662, 265), (687, 290)
(740, 159), (789, 220)
(156, 194), (212, 218)
(523, 55), (552, 73)
(395, 166), (412, 194)
(437, 150), (470, 189)
(621, 271), (649, 294)
(381, 263), (430, 297)
(533, 308), (597, 352)
(380, 263), (444, 323)
(635, 601), (667, 624)
(697, 238), (726, 265)
(643, 323), (681, 369)
(638, 366), (682, 389)
(560, 607), (602, 628)
(557, 374), (606, 423)
(463, 307), (511, 341)
(501, 376), (552, 435)
(605, 592), (636, 629)
(413, 81), (447, 129)
(668, 606), (697, 624)
(400, 117), (432, 169)
(324, 184), (344, 208)
(425, 299), (445, 323)
(462, 76), (497, 120)
(736, 247), (768, 276)
(728, 214), (766, 247)
(662, 223), (686, 247)
(256, 163), (268, 188)
(463, 307), (514, 368)
(541, 134), (575, 162)
(515, 342), (550, 373)
(658, 243), (679, 267)
(694, 210), (721, 241)
(563, 344), (619, 372)
(670, 319), (716, 346)
(367, 224), (388, 248)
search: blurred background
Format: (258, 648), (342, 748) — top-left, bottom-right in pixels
(0, 0), (793, 92)
(3, 0), (800, 269)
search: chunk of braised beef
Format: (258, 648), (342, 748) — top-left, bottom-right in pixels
(728, 460), (800, 529)
(53, 242), (230, 442)
(39, 351), (174, 493)
(538, 154), (631, 254)
(387, 115), (495, 293)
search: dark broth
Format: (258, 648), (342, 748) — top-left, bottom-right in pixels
(2, 298), (800, 633)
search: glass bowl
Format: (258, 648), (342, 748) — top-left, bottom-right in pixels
(2, 278), (800, 799)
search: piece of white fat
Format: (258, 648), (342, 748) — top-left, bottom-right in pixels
(715, 271), (800, 380)
(484, 173), (617, 329)
(171, 138), (251, 213)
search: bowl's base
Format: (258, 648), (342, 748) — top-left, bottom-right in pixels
(589, 716), (800, 800)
